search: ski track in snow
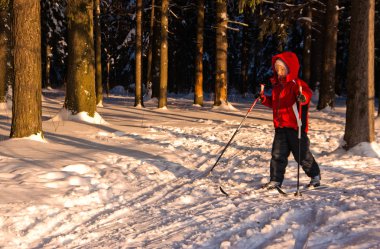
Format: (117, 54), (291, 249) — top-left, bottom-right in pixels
(0, 92), (379, 248)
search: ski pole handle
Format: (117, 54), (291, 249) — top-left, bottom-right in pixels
(260, 84), (265, 94)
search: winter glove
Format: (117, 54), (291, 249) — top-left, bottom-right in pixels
(297, 94), (306, 103)
(254, 92), (264, 102)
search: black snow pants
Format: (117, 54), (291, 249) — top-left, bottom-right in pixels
(270, 127), (320, 183)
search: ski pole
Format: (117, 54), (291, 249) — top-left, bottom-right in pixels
(208, 84), (265, 175)
(295, 85), (303, 197)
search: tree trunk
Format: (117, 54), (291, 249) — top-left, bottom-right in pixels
(106, 57), (110, 97)
(158, 0), (168, 108)
(317, 0), (339, 110)
(214, 0), (228, 106)
(135, 0), (144, 107)
(146, 0), (155, 97)
(65, 0), (96, 117)
(10, 0), (42, 138)
(240, 8), (249, 97)
(0, 5), (9, 102)
(302, 5), (312, 85)
(194, 0), (204, 106)
(45, 44), (52, 89)
(94, 0), (103, 106)
(310, 1), (326, 90)
(152, 0), (161, 99)
(344, 0), (375, 149)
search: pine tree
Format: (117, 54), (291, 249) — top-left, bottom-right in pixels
(0, 1), (10, 102)
(240, 7), (250, 96)
(194, 0), (205, 106)
(344, 0), (375, 148)
(65, 0), (96, 117)
(214, 0), (228, 106)
(158, 0), (168, 108)
(376, 0), (380, 118)
(10, 0), (42, 138)
(310, 0), (326, 90)
(146, 0), (155, 98)
(152, 0), (161, 99)
(94, 0), (103, 106)
(317, 0), (339, 110)
(135, 0), (144, 107)
(41, 0), (67, 89)
(301, 5), (312, 85)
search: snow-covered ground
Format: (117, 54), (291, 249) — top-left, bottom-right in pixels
(0, 89), (379, 249)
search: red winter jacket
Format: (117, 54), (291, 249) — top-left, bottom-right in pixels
(261, 51), (313, 133)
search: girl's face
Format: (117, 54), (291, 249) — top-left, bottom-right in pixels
(275, 64), (287, 78)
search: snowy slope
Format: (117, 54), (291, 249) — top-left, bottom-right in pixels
(0, 89), (379, 249)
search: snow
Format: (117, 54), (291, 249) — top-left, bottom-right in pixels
(349, 142), (380, 157)
(212, 101), (239, 111)
(109, 85), (127, 95)
(51, 108), (108, 125)
(97, 100), (104, 108)
(0, 89), (379, 248)
(27, 132), (47, 143)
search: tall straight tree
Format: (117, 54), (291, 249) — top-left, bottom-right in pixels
(240, 8), (249, 97)
(44, 44), (52, 89)
(310, 1), (326, 90)
(135, 0), (144, 107)
(41, 1), (51, 89)
(10, 0), (42, 138)
(317, 0), (339, 110)
(0, 1), (10, 103)
(94, 0), (103, 106)
(146, 0), (155, 97)
(194, 0), (204, 106)
(152, 0), (161, 99)
(302, 5), (312, 85)
(344, 0), (375, 149)
(214, 0), (228, 106)
(158, 0), (168, 108)
(65, 0), (96, 117)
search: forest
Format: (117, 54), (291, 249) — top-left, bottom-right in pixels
(0, 0), (379, 149)
(0, 1), (379, 247)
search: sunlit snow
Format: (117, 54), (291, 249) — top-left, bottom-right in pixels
(0, 88), (379, 248)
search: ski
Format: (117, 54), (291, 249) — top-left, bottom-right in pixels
(275, 185), (329, 196)
(217, 184), (329, 198)
(275, 186), (287, 195)
(218, 186), (283, 198)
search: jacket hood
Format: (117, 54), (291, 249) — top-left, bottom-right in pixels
(271, 51), (300, 83)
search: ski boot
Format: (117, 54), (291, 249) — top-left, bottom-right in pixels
(262, 181), (282, 190)
(307, 175), (321, 188)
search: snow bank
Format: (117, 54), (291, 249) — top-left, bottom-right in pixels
(51, 108), (108, 125)
(212, 101), (239, 111)
(349, 142), (380, 158)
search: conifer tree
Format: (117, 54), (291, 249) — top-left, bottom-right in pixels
(94, 0), (103, 106)
(158, 0), (169, 108)
(65, 0), (96, 117)
(317, 0), (339, 110)
(146, 0), (155, 98)
(344, 0), (375, 148)
(214, 0), (228, 106)
(135, 0), (144, 107)
(194, 0), (205, 106)
(0, 0), (10, 103)
(10, 0), (42, 138)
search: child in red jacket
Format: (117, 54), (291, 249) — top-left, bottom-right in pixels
(260, 51), (321, 189)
